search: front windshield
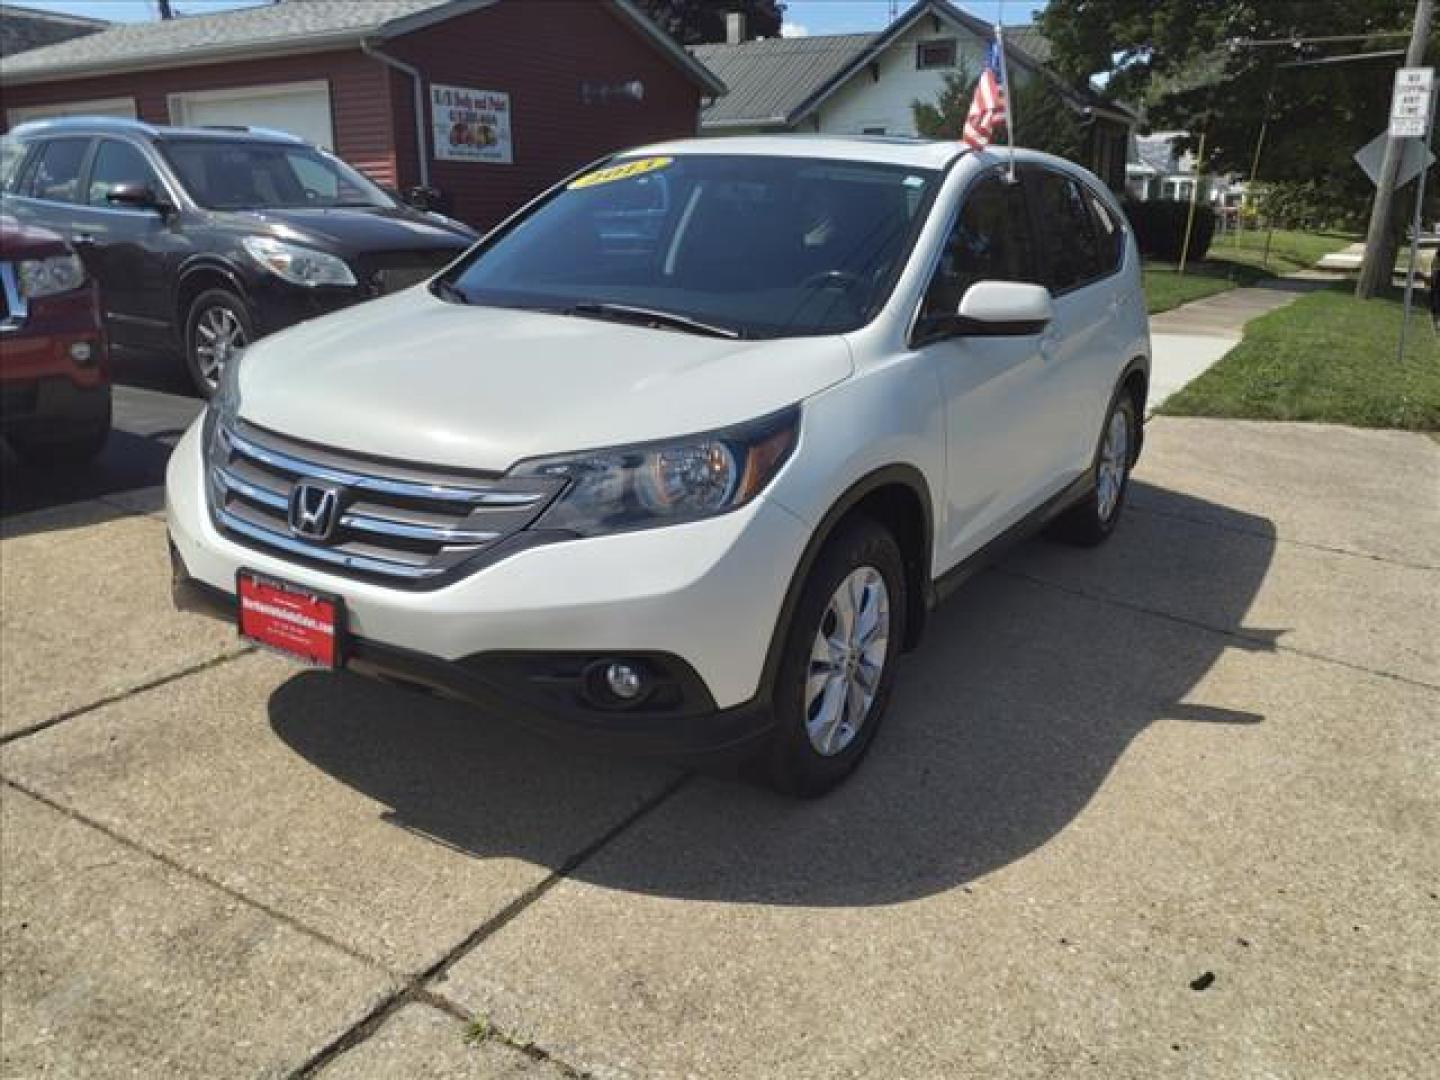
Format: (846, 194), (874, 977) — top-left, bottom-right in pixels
(438, 154), (940, 338)
(161, 139), (394, 211)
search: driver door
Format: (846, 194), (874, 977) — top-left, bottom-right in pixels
(71, 137), (183, 350)
(915, 172), (1065, 568)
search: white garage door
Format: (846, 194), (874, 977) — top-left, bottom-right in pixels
(7, 96), (136, 126)
(168, 81), (334, 149)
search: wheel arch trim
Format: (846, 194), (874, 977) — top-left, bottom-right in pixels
(757, 464), (936, 705)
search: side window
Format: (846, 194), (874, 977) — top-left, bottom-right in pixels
(0, 136), (28, 192)
(1028, 169), (1103, 293)
(24, 138), (90, 204)
(921, 175), (1037, 319)
(86, 140), (164, 207)
(1085, 187), (1125, 277)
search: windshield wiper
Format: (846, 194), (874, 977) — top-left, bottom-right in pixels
(564, 302), (741, 339)
(432, 279), (470, 305)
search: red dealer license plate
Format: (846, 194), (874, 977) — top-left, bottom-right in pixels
(237, 570), (343, 669)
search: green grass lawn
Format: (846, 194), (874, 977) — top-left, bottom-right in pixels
(1143, 229), (1360, 315)
(1161, 286), (1440, 431)
(1209, 228), (1359, 275)
(1144, 259), (1270, 314)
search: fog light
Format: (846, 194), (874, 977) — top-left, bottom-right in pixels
(69, 341), (95, 366)
(604, 662), (645, 701)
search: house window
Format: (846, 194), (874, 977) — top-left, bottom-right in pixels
(916, 39), (957, 70)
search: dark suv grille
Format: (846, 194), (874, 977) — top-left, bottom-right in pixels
(207, 420), (565, 587)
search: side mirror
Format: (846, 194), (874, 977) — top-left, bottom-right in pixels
(956, 281), (1053, 334)
(106, 182), (171, 213)
(404, 185), (442, 212)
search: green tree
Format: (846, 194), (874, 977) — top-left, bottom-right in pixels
(632, 0), (784, 44)
(911, 70), (1088, 164)
(1038, 0), (1436, 273)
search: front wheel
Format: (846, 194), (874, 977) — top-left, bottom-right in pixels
(1050, 391), (1137, 546)
(760, 517), (907, 797)
(184, 289), (253, 398)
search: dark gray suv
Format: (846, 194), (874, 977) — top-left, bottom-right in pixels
(1, 117), (476, 396)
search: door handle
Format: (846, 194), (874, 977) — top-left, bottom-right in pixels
(72, 232), (96, 246)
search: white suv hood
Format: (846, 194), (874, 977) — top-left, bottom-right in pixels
(236, 287), (853, 472)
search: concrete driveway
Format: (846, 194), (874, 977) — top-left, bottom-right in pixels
(2, 417), (1436, 1079)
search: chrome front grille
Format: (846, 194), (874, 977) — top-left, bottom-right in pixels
(207, 420), (565, 586)
(0, 262), (20, 327)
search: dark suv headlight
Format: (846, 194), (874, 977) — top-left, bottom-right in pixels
(510, 408), (798, 537)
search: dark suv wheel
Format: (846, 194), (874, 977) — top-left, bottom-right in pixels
(185, 288), (253, 398)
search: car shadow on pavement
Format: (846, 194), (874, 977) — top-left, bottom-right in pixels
(269, 482), (1276, 907)
(0, 430), (176, 522)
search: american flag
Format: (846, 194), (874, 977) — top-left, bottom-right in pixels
(962, 38), (1008, 151)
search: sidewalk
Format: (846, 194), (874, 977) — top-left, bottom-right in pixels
(1148, 275), (1333, 411)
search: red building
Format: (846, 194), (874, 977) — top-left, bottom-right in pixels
(0, 0), (725, 229)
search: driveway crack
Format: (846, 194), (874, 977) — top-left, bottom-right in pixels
(1128, 502), (1440, 571)
(0, 647), (256, 748)
(996, 565), (1440, 693)
(290, 771), (694, 1079)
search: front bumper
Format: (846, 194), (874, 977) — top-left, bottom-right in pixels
(0, 285), (110, 434)
(166, 419), (812, 751)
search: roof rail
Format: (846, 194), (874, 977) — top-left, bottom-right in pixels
(8, 115), (161, 137)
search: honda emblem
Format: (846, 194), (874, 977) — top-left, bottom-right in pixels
(289, 482), (341, 541)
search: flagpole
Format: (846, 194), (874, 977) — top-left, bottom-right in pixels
(994, 10), (1016, 181)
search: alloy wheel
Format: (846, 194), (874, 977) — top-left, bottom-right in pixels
(805, 566), (891, 757)
(1096, 409), (1130, 522)
(193, 304), (247, 390)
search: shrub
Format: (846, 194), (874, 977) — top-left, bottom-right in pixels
(1122, 198), (1216, 262)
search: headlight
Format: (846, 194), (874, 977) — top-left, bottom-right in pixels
(241, 237), (356, 287)
(17, 253), (86, 298)
(512, 408), (799, 536)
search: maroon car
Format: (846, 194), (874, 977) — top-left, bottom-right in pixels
(1, 214), (110, 464)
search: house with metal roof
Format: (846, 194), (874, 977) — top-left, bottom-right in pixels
(0, 0), (726, 229)
(692, 0), (1133, 190)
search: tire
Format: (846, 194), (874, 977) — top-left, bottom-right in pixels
(184, 288), (253, 398)
(7, 401), (112, 467)
(759, 516), (908, 798)
(1049, 390), (1138, 547)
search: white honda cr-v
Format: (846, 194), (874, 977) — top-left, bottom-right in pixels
(167, 137), (1149, 796)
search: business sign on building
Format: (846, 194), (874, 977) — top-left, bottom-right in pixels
(431, 84), (512, 164)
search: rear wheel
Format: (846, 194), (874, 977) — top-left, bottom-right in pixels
(1050, 391), (1137, 546)
(185, 288), (252, 398)
(760, 517), (906, 797)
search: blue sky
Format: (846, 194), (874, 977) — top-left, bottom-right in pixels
(18, 0), (1047, 34)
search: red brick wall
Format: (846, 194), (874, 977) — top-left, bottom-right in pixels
(1, 50), (400, 187)
(385, 0), (702, 229)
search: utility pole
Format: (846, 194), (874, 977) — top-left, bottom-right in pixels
(1356, 0), (1434, 299)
